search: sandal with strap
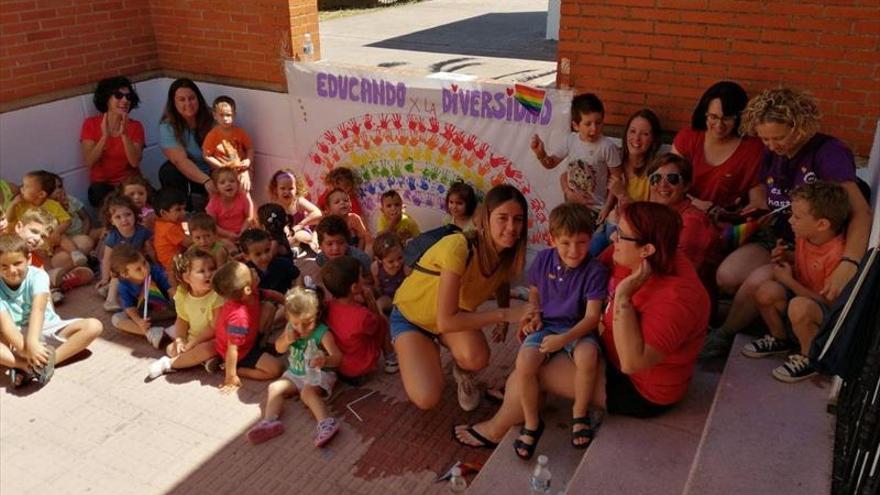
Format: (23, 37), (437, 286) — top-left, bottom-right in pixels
(571, 416), (596, 449)
(9, 368), (35, 389)
(513, 419), (545, 460)
(314, 417), (340, 448)
(452, 424), (498, 449)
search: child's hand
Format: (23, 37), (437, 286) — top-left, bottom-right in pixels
(24, 341), (51, 369)
(538, 334), (566, 354)
(172, 338), (187, 355)
(770, 239), (792, 264)
(772, 261), (794, 283)
(221, 374), (241, 393)
(530, 134), (545, 156)
(309, 354), (327, 368)
(135, 316), (151, 333)
(491, 322), (509, 343)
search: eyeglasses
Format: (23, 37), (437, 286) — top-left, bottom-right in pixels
(112, 90), (134, 101)
(705, 112), (736, 125)
(611, 230), (642, 244)
(649, 172), (682, 186)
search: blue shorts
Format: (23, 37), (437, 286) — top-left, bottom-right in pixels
(521, 323), (599, 357)
(389, 306), (437, 344)
(783, 288), (830, 342)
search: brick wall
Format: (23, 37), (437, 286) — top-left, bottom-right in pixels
(0, 0), (318, 109)
(558, 0), (880, 157)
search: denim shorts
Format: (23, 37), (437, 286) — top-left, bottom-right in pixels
(389, 306), (437, 344)
(522, 322), (599, 357)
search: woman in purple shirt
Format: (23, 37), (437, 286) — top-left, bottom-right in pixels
(704, 88), (872, 357)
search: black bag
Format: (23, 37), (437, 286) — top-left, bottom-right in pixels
(403, 224), (472, 276)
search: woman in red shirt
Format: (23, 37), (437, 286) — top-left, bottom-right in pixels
(80, 77), (145, 209)
(454, 202), (710, 448)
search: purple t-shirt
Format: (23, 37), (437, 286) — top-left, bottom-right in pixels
(528, 247), (608, 328)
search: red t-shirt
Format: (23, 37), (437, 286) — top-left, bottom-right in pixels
(675, 200), (719, 271)
(325, 300), (383, 377)
(795, 234), (845, 295)
(80, 115), (145, 184)
(206, 190), (250, 235)
(601, 254), (710, 405)
(214, 298), (260, 360)
(673, 127), (764, 209)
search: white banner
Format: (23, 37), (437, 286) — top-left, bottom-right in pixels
(285, 62), (572, 246)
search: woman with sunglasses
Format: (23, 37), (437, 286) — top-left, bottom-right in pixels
(645, 154), (717, 272)
(671, 81), (765, 212)
(80, 76), (145, 209)
(704, 87), (872, 358)
(454, 202), (710, 448)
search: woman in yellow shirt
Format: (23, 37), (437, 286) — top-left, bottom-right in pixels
(391, 184), (534, 411)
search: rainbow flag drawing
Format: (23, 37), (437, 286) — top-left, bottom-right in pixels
(514, 84), (545, 115)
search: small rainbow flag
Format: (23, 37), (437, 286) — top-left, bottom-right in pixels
(721, 219), (761, 250)
(514, 84), (545, 115)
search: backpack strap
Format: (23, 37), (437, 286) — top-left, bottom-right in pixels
(412, 236), (475, 277)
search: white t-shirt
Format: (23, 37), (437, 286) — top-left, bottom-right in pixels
(552, 133), (621, 211)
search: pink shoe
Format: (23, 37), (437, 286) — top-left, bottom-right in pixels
(314, 417), (339, 448)
(246, 419), (285, 445)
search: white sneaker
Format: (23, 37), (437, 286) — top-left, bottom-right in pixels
(147, 356), (174, 380)
(97, 285), (109, 298)
(146, 327), (165, 349)
(51, 289), (65, 305)
(384, 351), (399, 374)
(71, 250), (88, 267)
(452, 363), (481, 412)
(103, 300), (121, 312)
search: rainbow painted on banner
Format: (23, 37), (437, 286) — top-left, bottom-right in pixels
(514, 84), (545, 115)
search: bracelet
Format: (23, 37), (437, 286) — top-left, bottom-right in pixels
(202, 178), (211, 186)
(840, 256), (860, 268)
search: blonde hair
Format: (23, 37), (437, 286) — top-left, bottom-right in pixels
(18, 207), (58, 233)
(171, 247), (215, 291)
(284, 286), (324, 320)
(211, 166), (238, 183)
(740, 87), (821, 141)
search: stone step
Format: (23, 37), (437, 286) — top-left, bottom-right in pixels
(563, 363), (721, 495)
(682, 334), (833, 495)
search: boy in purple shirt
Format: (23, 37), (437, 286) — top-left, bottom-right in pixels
(513, 203), (608, 460)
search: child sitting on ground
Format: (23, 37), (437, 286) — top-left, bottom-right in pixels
(743, 181), (851, 383)
(324, 188), (371, 251)
(202, 95), (254, 192)
(240, 228), (300, 296)
(98, 194), (156, 311)
(109, 245), (175, 349)
(0, 234), (103, 389)
(246, 286), (342, 447)
(371, 232), (409, 315)
(514, 202), (608, 459)
(152, 188), (191, 276)
(256, 203), (295, 259)
(119, 175), (155, 230)
(146, 247), (223, 379)
(0, 205), (7, 233)
(267, 169), (322, 252)
(212, 261), (285, 393)
(376, 190), (420, 244)
(530, 93), (622, 217)
(206, 167), (255, 241)
(295, 215), (373, 289)
(445, 180), (478, 231)
(188, 213), (230, 268)
(47, 172), (95, 257)
(322, 256), (397, 377)
(318, 166), (363, 216)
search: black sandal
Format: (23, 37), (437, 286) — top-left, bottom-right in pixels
(571, 416), (595, 449)
(453, 425), (498, 449)
(9, 368), (35, 389)
(513, 419), (545, 460)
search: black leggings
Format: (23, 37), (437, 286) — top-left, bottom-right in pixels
(605, 364), (674, 418)
(158, 161), (208, 211)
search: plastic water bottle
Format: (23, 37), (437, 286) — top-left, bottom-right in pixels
(529, 455), (551, 494)
(448, 466), (467, 493)
(304, 339), (321, 385)
(302, 33), (314, 62)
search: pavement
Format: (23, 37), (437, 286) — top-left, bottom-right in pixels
(318, 0), (558, 85)
(0, 282), (518, 494)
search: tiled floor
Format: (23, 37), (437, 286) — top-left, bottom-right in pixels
(1, 285), (518, 494)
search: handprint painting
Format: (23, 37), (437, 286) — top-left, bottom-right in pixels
(287, 63), (573, 247)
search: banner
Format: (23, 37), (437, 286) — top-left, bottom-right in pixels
(285, 62), (572, 246)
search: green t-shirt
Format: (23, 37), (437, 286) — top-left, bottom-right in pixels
(287, 323), (329, 377)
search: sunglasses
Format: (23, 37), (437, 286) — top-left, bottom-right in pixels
(112, 90), (134, 101)
(649, 172), (682, 186)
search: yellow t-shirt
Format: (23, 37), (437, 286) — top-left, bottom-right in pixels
(377, 213), (421, 242)
(10, 199), (71, 227)
(626, 174), (650, 202)
(173, 286), (224, 343)
(393, 233), (509, 334)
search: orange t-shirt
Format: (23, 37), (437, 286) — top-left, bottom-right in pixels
(795, 234), (845, 295)
(154, 219), (187, 272)
(202, 126), (252, 162)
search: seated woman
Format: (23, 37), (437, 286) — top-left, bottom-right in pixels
(454, 202), (710, 448)
(158, 78), (216, 211)
(671, 81), (765, 212)
(705, 87), (873, 356)
(391, 184), (533, 412)
(80, 76), (145, 209)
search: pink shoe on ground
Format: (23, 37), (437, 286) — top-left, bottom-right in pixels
(247, 419), (285, 445)
(314, 417), (340, 448)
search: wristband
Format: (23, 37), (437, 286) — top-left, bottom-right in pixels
(840, 256), (860, 268)
(202, 178), (211, 186)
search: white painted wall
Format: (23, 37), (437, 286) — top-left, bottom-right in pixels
(0, 77), (297, 212)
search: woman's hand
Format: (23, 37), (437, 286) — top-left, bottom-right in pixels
(822, 261), (858, 301)
(687, 195), (713, 212)
(607, 174), (626, 200)
(100, 113), (111, 137)
(110, 113), (127, 137)
(490, 322), (509, 343)
(616, 259), (652, 299)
